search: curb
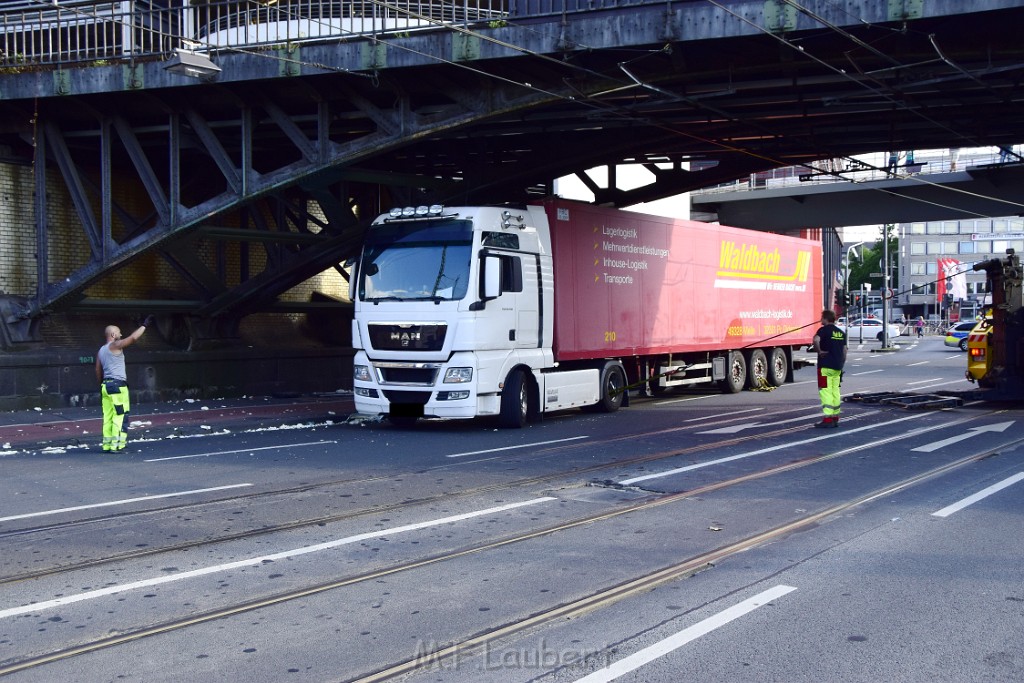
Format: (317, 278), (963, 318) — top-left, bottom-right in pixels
(0, 395), (356, 451)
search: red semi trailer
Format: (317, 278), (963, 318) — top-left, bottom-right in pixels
(351, 198), (823, 427)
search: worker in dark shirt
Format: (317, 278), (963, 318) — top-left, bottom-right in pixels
(812, 309), (847, 428)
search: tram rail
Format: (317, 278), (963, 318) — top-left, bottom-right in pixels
(0, 440), (1013, 679)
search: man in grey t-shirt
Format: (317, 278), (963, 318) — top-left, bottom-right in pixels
(95, 317), (152, 451)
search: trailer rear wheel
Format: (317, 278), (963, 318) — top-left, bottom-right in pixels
(745, 349), (768, 389)
(499, 369), (529, 428)
(720, 351), (746, 393)
(767, 347), (788, 386)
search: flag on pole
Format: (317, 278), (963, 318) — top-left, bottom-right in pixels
(937, 258), (967, 302)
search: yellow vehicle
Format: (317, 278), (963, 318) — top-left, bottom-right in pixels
(968, 250), (1023, 398)
(965, 314), (993, 383)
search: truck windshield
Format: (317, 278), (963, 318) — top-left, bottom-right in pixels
(357, 219), (473, 302)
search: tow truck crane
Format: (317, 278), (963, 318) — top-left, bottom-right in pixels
(967, 249), (1024, 399)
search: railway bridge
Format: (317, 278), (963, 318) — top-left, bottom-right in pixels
(0, 0), (1022, 404)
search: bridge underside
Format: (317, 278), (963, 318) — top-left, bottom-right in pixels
(693, 165), (1024, 230)
(1, 1), (1023, 346)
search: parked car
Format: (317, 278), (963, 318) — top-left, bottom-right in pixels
(944, 320), (978, 351)
(837, 318), (902, 342)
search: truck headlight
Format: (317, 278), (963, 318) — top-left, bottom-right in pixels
(443, 367), (473, 383)
(354, 364), (372, 382)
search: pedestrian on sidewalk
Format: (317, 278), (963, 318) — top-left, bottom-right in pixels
(95, 316), (153, 451)
(812, 309), (846, 428)
(916, 316), (925, 338)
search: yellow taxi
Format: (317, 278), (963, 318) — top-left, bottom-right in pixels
(965, 314), (993, 383)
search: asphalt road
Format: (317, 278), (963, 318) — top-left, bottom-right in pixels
(1, 335), (1022, 682)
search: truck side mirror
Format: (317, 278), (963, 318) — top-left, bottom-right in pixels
(482, 254), (502, 299)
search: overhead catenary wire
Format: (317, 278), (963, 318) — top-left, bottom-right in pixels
(18, 0), (1024, 223)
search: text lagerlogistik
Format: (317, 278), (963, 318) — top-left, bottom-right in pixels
(598, 225), (669, 285)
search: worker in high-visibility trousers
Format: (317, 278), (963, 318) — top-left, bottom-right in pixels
(812, 309), (847, 428)
(95, 316), (153, 451)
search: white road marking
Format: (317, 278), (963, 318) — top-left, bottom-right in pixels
(907, 378), (943, 385)
(682, 408), (762, 423)
(850, 369), (884, 375)
(572, 585), (797, 683)
(446, 436), (588, 458)
(698, 410), (821, 435)
(144, 440), (336, 462)
(0, 497), (556, 620)
(0, 484), (254, 523)
(907, 361), (930, 366)
(932, 473), (1024, 518)
(911, 421), (1015, 453)
(905, 378), (977, 392)
(620, 413), (931, 486)
(655, 394), (722, 405)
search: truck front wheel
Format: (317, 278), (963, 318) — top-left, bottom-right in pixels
(719, 351), (746, 394)
(499, 370), (530, 428)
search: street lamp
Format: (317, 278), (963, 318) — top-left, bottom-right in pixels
(164, 48), (221, 81)
(843, 241), (864, 309)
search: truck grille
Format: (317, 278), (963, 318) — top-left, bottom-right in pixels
(374, 362), (441, 386)
(368, 323), (447, 351)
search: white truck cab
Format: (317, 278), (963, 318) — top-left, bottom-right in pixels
(351, 204), (599, 426)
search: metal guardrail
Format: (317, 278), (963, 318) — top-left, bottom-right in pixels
(692, 149), (1016, 196)
(507, 0), (648, 17)
(0, 0), (506, 67)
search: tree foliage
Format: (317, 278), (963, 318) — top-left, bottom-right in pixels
(846, 225), (899, 295)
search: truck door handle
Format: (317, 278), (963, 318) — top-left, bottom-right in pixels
(509, 329), (516, 341)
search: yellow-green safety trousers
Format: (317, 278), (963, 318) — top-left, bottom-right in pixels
(101, 381), (130, 451)
(817, 367), (842, 419)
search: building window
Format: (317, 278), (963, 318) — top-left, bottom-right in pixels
(910, 222), (926, 235)
(942, 241), (958, 254)
(927, 222), (942, 234)
(959, 241), (975, 254)
(911, 242), (926, 255)
(910, 262), (925, 275)
(927, 242), (942, 255)
(974, 240), (991, 254)
(926, 261), (937, 275)
(943, 221), (959, 234)
(993, 220), (1007, 233)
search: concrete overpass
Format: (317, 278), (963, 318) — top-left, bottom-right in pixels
(692, 163), (1024, 231)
